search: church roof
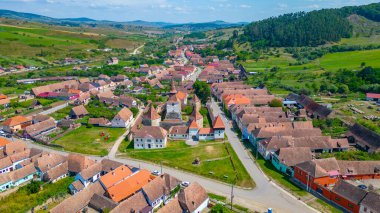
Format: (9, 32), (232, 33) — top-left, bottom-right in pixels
(144, 105), (161, 120)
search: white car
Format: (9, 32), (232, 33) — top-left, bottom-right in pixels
(152, 170), (161, 176)
(181, 181), (190, 187)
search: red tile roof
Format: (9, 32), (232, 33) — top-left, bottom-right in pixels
(107, 169), (155, 202)
(2, 115), (31, 127)
(213, 115), (225, 129)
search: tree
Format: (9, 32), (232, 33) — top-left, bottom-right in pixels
(361, 62), (366, 67)
(269, 99), (283, 107)
(193, 81), (210, 104)
(130, 107), (139, 117)
(27, 181), (41, 194)
(338, 84), (349, 94)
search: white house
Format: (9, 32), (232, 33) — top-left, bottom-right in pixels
(134, 126), (168, 149)
(168, 126), (189, 140)
(0, 157), (13, 174)
(112, 108), (133, 128)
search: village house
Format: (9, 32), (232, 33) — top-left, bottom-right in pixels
(177, 182), (209, 213)
(346, 123), (380, 153)
(331, 180), (367, 213)
(169, 126), (189, 140)
(70, 105), (89, 119)
(142, 175), (168, 209)
(1, 115), (32, 133)
(43, 161), (69, 183)
(0, 164), (37, 191)
(107, 57), (119, 65)
(271, 147), (313, 176)
(24, 118), (57, 139)
(88, 118), (111, 127)
(134, 126), (168, 149)
(75, 163), (103, 187)
(51, 181), (106, 213)
(103, 169), (155, 202)
(257, 135), (349, 160)
(286, 93), (333, 119)
(32, 80), (79, 97)
(366, 93), (380, 102)
(0, 94), (10, 108)
(111, 108), (133, 128)
(67, 154), (96, 175)
(35, 153), (67, 182)
(359, 192), (380, 213)
(110, 191), (152, 213)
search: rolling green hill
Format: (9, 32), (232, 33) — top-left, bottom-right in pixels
(237, 3), (380, 47)
(0, 19), (149, 66)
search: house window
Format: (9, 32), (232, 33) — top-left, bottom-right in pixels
(335, 197), (340, 201)
(363, 207), (367, 212)
(348, 203), (354, 209)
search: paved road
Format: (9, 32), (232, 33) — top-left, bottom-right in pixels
(39, 102), (69, 115)
(209, 99), (316, 213)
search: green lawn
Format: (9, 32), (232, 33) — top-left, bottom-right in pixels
(119, 140), (255, 188)
(50, 105), (73, 120)
(53, 126), (125, 156)
(0, 177), (74, 213)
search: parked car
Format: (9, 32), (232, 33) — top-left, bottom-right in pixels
(181, 181), (190, 187)
(358, 185), (367, 190)
(5, 134), (12, 138)
(152, 170), (160, 176)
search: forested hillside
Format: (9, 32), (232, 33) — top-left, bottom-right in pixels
(241, 3), (380, 47)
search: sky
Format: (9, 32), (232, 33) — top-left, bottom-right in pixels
(0, 0), (378, 23)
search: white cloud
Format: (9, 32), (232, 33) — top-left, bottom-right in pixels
(239, 4), (252, 8)
(44, 0), (168, 8)
(277, 3), (288, 11)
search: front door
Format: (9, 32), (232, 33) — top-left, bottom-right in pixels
(148, 144), (151, 149)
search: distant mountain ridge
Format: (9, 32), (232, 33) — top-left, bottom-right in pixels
(0, 9), (246, 30)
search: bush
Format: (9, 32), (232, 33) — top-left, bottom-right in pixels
(269, 99), (282, 107)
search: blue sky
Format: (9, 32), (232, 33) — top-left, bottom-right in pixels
(0, 0), (378, 23)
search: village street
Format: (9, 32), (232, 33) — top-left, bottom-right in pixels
(18, 98), (317, 213)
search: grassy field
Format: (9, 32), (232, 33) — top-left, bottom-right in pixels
(53, 126), (125, 156)
(0, 177), (74, 213)
(0, 21), (152, 66)
(118, 140), (255, 188)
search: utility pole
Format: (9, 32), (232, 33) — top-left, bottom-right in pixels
(230, 184), (234, 210)
(160, 161), (163, 174)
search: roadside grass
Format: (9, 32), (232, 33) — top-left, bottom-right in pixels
(208, 193), (227, 202)
(0, 177), (74, 213)
(255, 155), (307, 197)
(50, 105), (73, 121)
(53, 126), (125, 156)
(241, 140), (307, 197)
(306, 199), (343, 213)
(118, 140), (255, 188)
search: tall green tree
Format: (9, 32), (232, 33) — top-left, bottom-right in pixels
(193, 81), (211, 104)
